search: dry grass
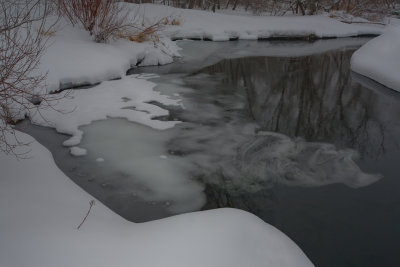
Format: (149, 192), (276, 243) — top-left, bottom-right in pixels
(117, 24), (160, 43)
(116, 15), (181, 43)
(162, 17), (182, 26)
(37, 29), (56, 37)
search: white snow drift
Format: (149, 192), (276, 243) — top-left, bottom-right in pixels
(351, 26), (400, 92)
(140, 4), (383, 41)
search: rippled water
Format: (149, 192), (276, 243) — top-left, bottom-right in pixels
(19, 40), (400, 266)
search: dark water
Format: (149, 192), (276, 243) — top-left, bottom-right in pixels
(19, 40), (400, 266)
(185, 54), (400, 267)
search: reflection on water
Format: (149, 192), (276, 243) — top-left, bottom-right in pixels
(19, 41), (400, 267)
(196, 51), (398, 158)
(176, 49), (400, 267)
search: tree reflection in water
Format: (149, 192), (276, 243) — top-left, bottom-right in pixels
(198, 50), (393, 158)
(169, 48), (400, 226)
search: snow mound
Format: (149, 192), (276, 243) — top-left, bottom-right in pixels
(0, 131), (314, 267)
(37, 22), (179, 93)
(351, 26), (400, 92)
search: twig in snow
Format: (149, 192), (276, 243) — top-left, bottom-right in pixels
(77, 200), (95, 230)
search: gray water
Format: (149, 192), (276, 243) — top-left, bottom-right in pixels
(18, 39), (400, 266)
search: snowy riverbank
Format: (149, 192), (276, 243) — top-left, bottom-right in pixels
(351, 25), (400, 92)
(0, 131), (313, 267)
(142, 4), (383, 41)
(38, 3), (385, 94)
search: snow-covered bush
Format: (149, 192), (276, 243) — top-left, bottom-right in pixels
(57, 0), (131, 42)
(57, 0), (171, 43)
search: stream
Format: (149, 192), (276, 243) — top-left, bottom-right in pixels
(18, 39), (400, 267)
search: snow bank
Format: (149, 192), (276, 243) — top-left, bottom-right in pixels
(351, 26), (400, 92)
(138, 4), (383, 41)
(0, 131), (314, 267)
(37, 21), (179, 93)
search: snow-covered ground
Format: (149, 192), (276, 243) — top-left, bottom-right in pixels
(38, 23), (180, 92)
(141, 4), (383, 41)
(351, 25), (400, 92)
(1, 3), (394, 266)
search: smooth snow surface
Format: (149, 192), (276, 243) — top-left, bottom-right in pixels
(37, 21), (179, 93)
(351, 26), (400, 92)
(0, 131), (314, 267)
(139, 4), (383, 41)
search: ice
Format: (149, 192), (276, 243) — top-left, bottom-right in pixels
(233, 132), (381, 189)
(79, 119), (206, 214)
(168, 123), (381, 194)
(76, 114), (381, 215)
(30, 76), (181, 147)
(70, 146), (87, 156)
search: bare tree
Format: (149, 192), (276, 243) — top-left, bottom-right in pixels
(0, 0), (56, 155)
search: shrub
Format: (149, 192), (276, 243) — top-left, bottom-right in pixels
(116, 16), (169, 43)
(0, 0), (59, 155)
(57, 0), (130, 42)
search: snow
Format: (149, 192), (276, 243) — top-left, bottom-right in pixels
(351, 26), (400, 92)
(36, 20), (180, 93)
(138, 4), (384, 41)
(0, 131), (314, 267)
(29, 75), (181, 148)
